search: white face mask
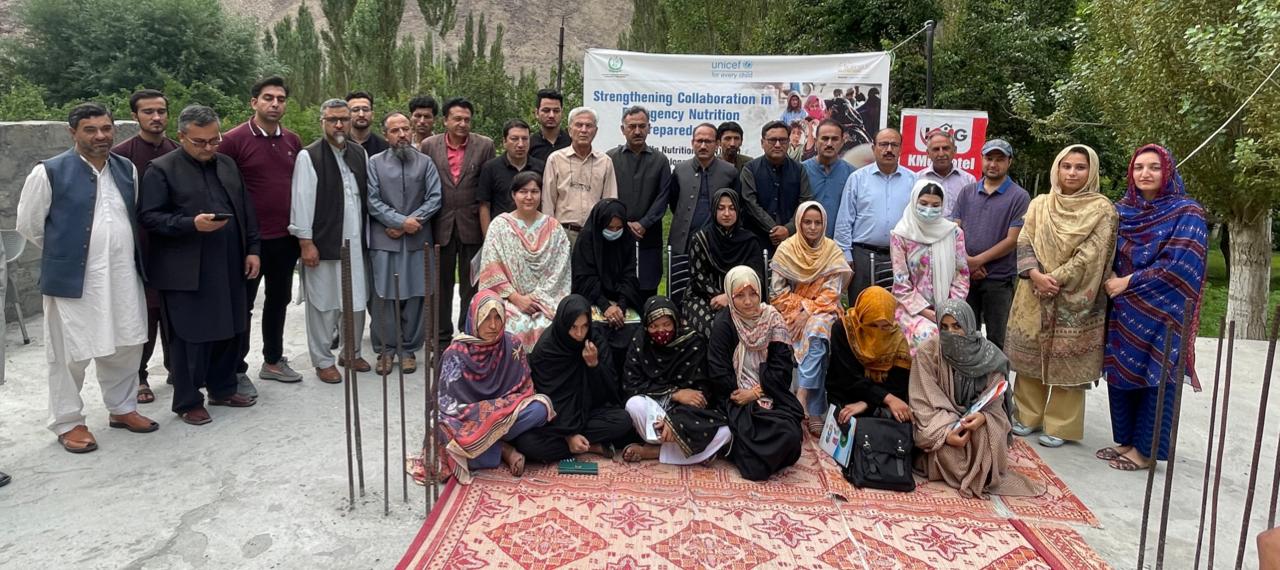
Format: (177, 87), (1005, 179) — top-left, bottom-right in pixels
(916, 205), (943, 221)
(602, 228), (625, 241)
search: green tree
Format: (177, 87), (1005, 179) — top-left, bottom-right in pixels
(270, 4), (326, 105)
(617, 0), (668, 52)
(5, 0), (260, 105)
(321, 0), (359, 93)
(345, 0), (406, 97)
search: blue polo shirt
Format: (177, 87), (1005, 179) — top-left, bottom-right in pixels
(949, 177), (1030, 281)
(802, 157), (854, 237)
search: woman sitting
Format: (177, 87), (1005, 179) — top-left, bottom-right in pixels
(572, 199), (644, 380)
(910, 300), (1044, 499)
(826, 286), (913, 425)
(510, 295), (637, 463)
(707, 266), (805, 481)
(621, 297), (731, 464)
(769, 201), (851, 435)
(683, 188), (767, 338)
(889, 180), (970, 353)
(475, 171), (571, 350)
(415, 291), (554, 484)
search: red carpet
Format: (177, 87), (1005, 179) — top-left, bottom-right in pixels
(398, 438), (1106, 569)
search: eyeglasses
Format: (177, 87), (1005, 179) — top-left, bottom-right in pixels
(875, 141), (901, 149)
(692, 139), (717, 146)
(764, 137), (788, 146)
(186, 137), (222, 148)
(323, 117), (351, 124)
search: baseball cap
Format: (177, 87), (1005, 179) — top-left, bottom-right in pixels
(982, 139), (1014, 157)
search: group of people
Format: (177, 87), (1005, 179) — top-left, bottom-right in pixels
(11, 74), (1207, 497)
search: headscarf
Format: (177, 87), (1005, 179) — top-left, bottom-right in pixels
(623, 296), (707, 398)
(891, 179), (959, 306)
(725, 265), (789, 408)
(528, 294), (600, 435)
(770, 201), (851, 285)
(1034, 144), (1114, 270)
(841, 286), (912, 382)
(701, 188), (764, 274)
(571, 198), (642, 311)
(937, 299), (1009, 409)
(804, 95), (825, 121)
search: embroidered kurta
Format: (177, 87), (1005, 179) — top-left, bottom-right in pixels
(475, 212), (572, 350)
(889, 229), (970, 354)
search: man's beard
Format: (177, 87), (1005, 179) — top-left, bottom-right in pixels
(393, 142), (413, 161)
(331, 133), (346, 146)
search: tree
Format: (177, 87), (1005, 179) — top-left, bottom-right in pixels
(617, 0), (668, 52)
(5, 0), (260, 105)
(345, 0), (407, 97)
(1062, 0), (1280, 338)
(270, 4), (326, 105)
(321, 0), (358, 93)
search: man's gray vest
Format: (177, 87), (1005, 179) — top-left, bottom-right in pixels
(367, 150), (434, 252)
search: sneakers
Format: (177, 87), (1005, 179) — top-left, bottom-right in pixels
(236, 373), (259, 399)
(259, 357), (303, 383)
(1011, 421), (1039, 437)
(1038, 435), (1066, 448)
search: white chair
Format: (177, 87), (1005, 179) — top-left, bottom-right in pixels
(0, 230), (30, 344)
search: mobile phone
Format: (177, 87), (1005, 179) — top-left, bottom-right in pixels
(211, 213), (233, 221)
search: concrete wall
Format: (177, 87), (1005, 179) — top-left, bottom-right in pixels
(0, 120), (140, 321)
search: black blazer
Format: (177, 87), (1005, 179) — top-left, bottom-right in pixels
(138, 150), (260, 291)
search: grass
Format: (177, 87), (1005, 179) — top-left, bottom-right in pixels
(1197, 249), (1280, 337)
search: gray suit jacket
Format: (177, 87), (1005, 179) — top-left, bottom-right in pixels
(666, 157), (740, 255)
(419, 132), (495, 246)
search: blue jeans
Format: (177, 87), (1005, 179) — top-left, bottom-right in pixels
(469, 401), (550, 470)
(797, 337), (830, 417)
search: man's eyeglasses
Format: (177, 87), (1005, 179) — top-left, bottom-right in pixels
(323, 117), (351, 125)
(186, 137), (222, 148)
(764, 137), (788, 146)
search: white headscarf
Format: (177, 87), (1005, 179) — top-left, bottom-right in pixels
(891, 179), (959, 306)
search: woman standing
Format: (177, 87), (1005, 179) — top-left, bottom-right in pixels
(475, 171), (571, 350)
(1007, 145), (1118, 448)
(707, 266), (805, 481)
(1100, 144), (1207, 470)
(683, 189), (767, 338)
(889, 180), (971, 354)
(770, 202), (851, 435)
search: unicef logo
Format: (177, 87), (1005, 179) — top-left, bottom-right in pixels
(741, 60), (753, 69)
(608, 57), (624, 72)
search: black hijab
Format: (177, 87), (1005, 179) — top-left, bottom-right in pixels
(623, 296), (708, 398)
(529, 294), (618, 435)
(700, 188), (765, 274)
(571, 198), (642, 311)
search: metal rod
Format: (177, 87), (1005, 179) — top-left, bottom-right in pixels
(556, 15), (566, 92)
(924, 20), (935, 108)
(430, 243), (442, 506)
(1208, 321), (1237, 570)
(341, 239), (366, 497)
(1235, 304), (1280, 569)
(381, 274), (401, 516)
(1137, 327), (1175, 569)
(1193, 315), (1228, 569)
(1156, 300), (1196, 568)
(339, 242), (356, 509)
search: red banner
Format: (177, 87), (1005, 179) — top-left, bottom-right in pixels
(899, 108), (989, 180)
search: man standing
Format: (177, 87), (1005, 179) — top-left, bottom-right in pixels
(543, 107), (618, 245)
(112, 89), (178, 404)
(140, 105), (261, 424)
(420, 98), (495, 343)
(529, 89), (570, 161)
(803, 119), (854, 238)
(740, 120), (814, 251)
(347, 91), (389, 157)
(834, 128), (916, 300)
(367, 112), (442, 375)
(220, 76), (305, 391)
(949, 139), (1029, 349)
(17, 102), (158, 453)
(607, 106), (671, 300)
(666, 123), (740, 256)
(477, 119), (544, 235)
(916, 129), (976, 218)
(409, 95), (438, 146)
(716, 121), (752, 172)
(290, 99), (373, 382)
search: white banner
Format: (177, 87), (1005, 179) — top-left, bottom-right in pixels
(584, 49), (892, 161)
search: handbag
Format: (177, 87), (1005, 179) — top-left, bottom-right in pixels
(842, 417), (915, 492)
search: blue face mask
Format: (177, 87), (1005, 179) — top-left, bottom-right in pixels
(916, 205), (943, 221)
(602, 228), (625, 241)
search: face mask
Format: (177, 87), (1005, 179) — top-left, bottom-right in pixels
(916, 205), (943, 221)
(649, 329), (675, 346)
(602, 228), (624, 241)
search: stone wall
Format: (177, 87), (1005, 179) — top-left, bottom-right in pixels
(0, 120), (140, 321)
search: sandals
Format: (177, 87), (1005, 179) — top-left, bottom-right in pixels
(57, 426), (98, 454)
(805, 416), (825, 437)
(1108, 455), (1150, 471)
(137, 383), (155, 404)
(1095, 447), (1122, 460)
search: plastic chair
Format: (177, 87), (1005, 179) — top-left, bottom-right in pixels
(1, 230), (31, 344)
(666, 245), (691, 306)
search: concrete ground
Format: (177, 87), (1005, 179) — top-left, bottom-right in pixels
(0, 295), (1277, 569)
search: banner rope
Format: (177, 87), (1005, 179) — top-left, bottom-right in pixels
(887, 23), (931, 54)
(1178, 60), (1280, 167)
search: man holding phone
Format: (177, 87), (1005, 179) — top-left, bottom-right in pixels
(139, 105), (262, 425)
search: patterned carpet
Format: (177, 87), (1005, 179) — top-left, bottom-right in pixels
(397, 438), (1107, 569)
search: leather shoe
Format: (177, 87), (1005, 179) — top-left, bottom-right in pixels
(338, 356), (372, 373)
(316, 366), (342, 384)
(0, 471), (10, 487)
(57, 425), (98, 453)
(375, 353), (395, 376)
(181, 407), (212, 425)
(108, 411), (159, 433)
(401, 355), (417, 374)
(209, 393), (257, 408)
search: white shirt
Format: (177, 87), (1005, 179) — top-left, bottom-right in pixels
(16, 157), (148, 362)
(289, 145), (368, 312)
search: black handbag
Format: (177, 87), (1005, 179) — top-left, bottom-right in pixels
(842, 417), (915, 492)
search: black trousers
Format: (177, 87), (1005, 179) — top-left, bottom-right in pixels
(848, 243), (894, 302)
(966, 277), (1015, 350)
(170, 333), (242, 414)
(437, 234), (480, 343)
(138, 304), (169, 384)
(511, 409), (638, 463)
(238, 236), (300, 372)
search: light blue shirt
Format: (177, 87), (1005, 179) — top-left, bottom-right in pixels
(802, 157), (854, 238)
(834, 163), (916, 260)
